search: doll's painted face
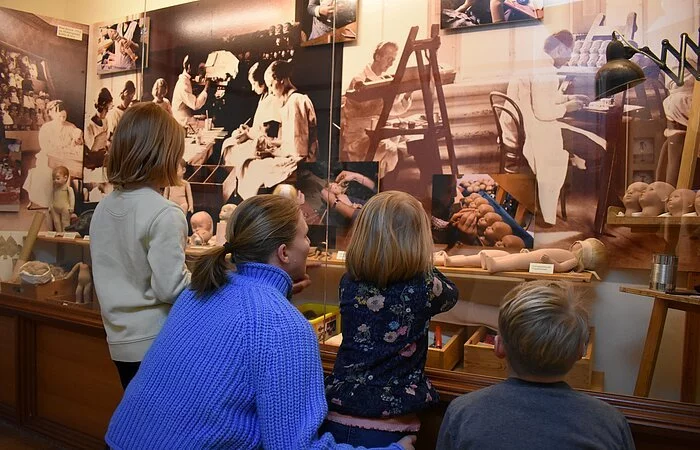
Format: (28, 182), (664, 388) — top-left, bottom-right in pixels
(485, 221), (512, 243)
(624, 182), (648, 203)
(219, 203), (236, 221)
(477, 204), (495, 218)
(666, 189), (696, 216)
(52, 171), (68, 187)
(469, 197), (489, 209)
(328, 182), (346, 196)
(478, 212), (502, 230)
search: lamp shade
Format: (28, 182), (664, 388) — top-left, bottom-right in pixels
(595, 58), (646, 99)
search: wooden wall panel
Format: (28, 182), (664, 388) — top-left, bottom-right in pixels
(33, 324), (122, 439)
(0, 314), (17, 416)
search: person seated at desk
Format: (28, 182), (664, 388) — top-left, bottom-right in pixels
(341, 41), (412, 178)
(172, 55), (211, 126)
(499, 30), (589, 225)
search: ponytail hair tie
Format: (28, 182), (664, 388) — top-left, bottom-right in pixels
(223, 241), (235, 255)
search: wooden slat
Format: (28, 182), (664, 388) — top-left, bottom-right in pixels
(620, 286), (700, 307)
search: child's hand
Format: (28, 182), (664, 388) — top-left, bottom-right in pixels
(397, 435), (417, 450)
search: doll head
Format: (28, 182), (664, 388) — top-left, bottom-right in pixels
(570, 238), (607, 271)
(477, 204), (495, 218)
(52, 166), (69, 188)
(622, 181), (648, 216)
(327, 182), (346, 196)
(485, 221), (512, 245)
(272, 183), (298, 200)
(666, 189), (696, 216)
(496, 235), (525, 251)
(151, 78), (168, 101)
(639, 181), (675, 216)
(478, 211), (502, 232)
(470, 197), (489, 209)
(190, 211), (214, 245)
(219, 203), (237, 221)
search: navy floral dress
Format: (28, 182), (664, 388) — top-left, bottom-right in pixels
(325, 268), (459, 418)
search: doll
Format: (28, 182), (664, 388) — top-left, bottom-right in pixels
(483, 238), (607, 274)
(215, 203), (237, 246)
(326, 181), (363, 210)
(434, 249), (509, 268)
(67, 262), (93, 303)
(272, 183), (298, 200)
(484, 221), (512, 246)
(476, 204), (495, 218)
(49, 166), (74, 232)
(639, 181), (675, 216)
(163, 159), (193, 215)
(477, 212), (502, 234)
(622, 182), (648, 216)
(664, 189), (696, 216)
(495, 234), (526, 251)
(189, 211), (214, 246)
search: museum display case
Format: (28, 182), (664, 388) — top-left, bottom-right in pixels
(0, 0), (699, 449)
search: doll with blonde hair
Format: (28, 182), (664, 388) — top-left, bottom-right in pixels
(482, 238), (607, 274)
(324, 191), (458, 447)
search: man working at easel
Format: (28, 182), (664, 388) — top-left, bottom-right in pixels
(341, 42), (413, 179)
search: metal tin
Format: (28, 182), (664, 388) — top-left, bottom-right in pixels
(649, 254), (678, 292)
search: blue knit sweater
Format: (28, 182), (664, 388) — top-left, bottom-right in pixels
(105, 263), (401, 450)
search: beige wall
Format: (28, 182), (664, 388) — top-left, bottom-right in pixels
(1, 0), (696, 403)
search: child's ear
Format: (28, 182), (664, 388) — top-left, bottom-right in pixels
(494, 335), (506, 359)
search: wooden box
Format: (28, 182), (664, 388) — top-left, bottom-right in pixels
(463, 326), (595, 389)
(297, 303), (341, 342)
(426, 322), (468, 370)
(1, 276), (75, 301)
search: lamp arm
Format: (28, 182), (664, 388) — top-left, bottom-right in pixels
(612, 29), (700, 86)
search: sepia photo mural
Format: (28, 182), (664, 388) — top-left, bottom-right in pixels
(0, 7), (88, 232)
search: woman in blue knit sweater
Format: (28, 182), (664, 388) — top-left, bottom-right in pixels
(323, 191), (459, 447)
(105, 195), (415, 450)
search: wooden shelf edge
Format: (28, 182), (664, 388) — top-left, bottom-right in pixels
(607, 207), (700, 228)
(0, 293), (103, 331)
(620, 286), (700, 307)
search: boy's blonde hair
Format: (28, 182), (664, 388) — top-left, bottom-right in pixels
(346, 191), (432, 288)
(499, 281), (589, 378)
(106, 102), (184, 189)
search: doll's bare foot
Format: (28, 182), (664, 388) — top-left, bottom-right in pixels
(482, 254), (496, 273)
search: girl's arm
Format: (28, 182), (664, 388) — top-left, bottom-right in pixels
(147, 206), (191, 303)
(428, 267), (459, 316)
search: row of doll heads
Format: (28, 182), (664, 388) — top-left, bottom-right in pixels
(623, 181), (699, 216)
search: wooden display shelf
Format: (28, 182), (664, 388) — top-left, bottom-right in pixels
(308, 255), (593, 283)
(607, 207), (700, 228)
(37, 235), (216, 258)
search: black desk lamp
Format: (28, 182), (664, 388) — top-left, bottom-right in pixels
(595, 29), (700, 99)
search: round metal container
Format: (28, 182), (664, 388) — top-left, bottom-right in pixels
(649, 254), (678, 292)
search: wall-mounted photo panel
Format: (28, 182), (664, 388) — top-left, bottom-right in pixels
(440, 0), (543, 30)
(298, 0), (358, 46)
(0, 7), (88, 231)
(95, 15), (148, 75)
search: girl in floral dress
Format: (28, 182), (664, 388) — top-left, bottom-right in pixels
(323, 191), (459, 447)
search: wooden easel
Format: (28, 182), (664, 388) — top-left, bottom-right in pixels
(365, 24), (459, 177)
(626, 81), (700, 403)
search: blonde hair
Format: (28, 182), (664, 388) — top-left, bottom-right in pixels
(190, 194), (300, 295)
(346, 191), (432, 288)
(106, 102), (184, 189)
(570, 238), (607, 271)
(499, 281), (589, 378)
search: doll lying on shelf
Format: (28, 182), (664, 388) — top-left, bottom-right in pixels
(434, 237), (606, 274)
